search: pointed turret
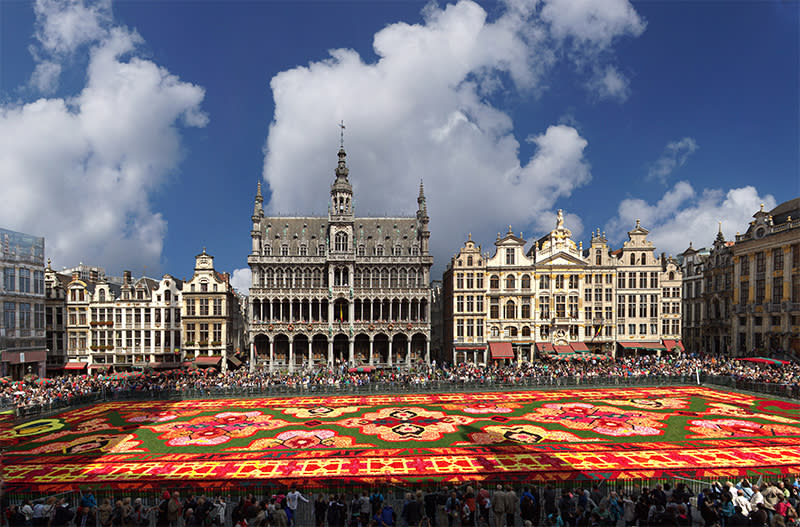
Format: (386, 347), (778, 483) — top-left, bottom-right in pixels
(252, 181), (264, 220)
(417, 179), (430, 254)
(330, 147), (353, 218)
(251, 181), (264, 255)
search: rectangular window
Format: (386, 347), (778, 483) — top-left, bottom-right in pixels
(755, 279), (765, 304)
(618, 324), (625, 335)
(555, 295), (566, 318)
(505, 248), (515, 265)
(476, 319), (483, 338)
(628, 295), (636, 317)
(456, 319), (464, 338)
(585, 306), (592, 321)
(539, 275), (550, 289)
(650, 272), (658, 288)
(186, 323), (195, 344)
(18, 303), (31, 329)
(774, 250), (784, 271)
(3, 302), (15, 332)
(476, 274), (484, 289)
(584, 288), (592, 301)
(617, 297), (625, 317)
(651, 295), (658, 317)
(569, 275), (578, 289)
(773, 280), (783, 303)
(200, 299), (209, 316)
(213, 323), (222, 342)
(628, 324), (636, 335)
(466, 295), (474, 313)
(629, 272), (636, 289)
(639, 323), (647, 335)
(663, 321), (669, 335)
(756, 251), (765, 273)
(741, 255), (750, 275)
(586, 274), (592, 285)
(199, 323), (209, 343)
(466, 319), (473, 337)
(617, 272), (625, 288)
(186, 301), (195, 316)
(605, 288), (612, 302)
(18, 269), (30, 293)
(594, 288), (602, 302)
(639, 295), (647, 317)
(650, 323), (658, 335)
(34, 271), (44, 294)
(456, 296), (464, 313)
(466, 273), (474, 289)
(490, 299), (499, 319)
(476, 296), (484, 313)
(793, 275), (800, 302)
(605, 306), (612, 320)
(213, 298), (223, 316)
(34, 304), (44, 330)
(521, 298), (531, 319)
(456, 273), (464, 289)
(540, 297), (550, 319)
(639, 273), (647, 288)
(4, 268), (14, 291)
(555, 275), (564, 289)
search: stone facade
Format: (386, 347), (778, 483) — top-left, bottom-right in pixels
(247, 147), (433, 371)
(0, 228), (47, 379)
(732, 199), (800, 356)
(443, 212), (682, 365)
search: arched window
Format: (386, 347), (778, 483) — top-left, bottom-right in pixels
(266, 269), (274, 287)
(669, 271), (675, 280)
(521, 274), (530, 289)
(509, 326), (518, 337)
(505, 300), (516, 319)
(357, 245), (365, 256)
(467, 256), (473, 266)
(641, 252), (646, 264)
(521, 326), (531, 337)
(376, 245), (384, 256)
(299, 245), (308, 256)
(335, 232), (348, 252)
(263, 244), (272, 256)
(281, 245), (289, 256)
(411, 245), (419, 256)
(380, 269), (389, 288)
(394, 245), (402, 256)
(490, 275), (500, 289)
(506, 275), (516, 289)
(165, 290), (171, 302)
(491, 326), (500, 338)
(596, 249), (602, 265)
(390, 269), (398, 288)
(303, 269), (311, 287)
(630, 253), (636, 265)
(409, 269), (417, 287)
(312, 269), (321, 288)
(399, 269), (407, 287)
(98, 289), (105, 302)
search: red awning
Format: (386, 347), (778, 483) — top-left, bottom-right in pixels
(554, 345), (573, 354)
(663, 339), (685, 352)
(149, 362), (181, 370)
(194, 356), (222, 366)
(64, 361), (87, 370)
(570, 342), (590, 352)
(454, 346), (486, 351)
(88, 364), (109, 370)
(488, 342), (515, 359)
(536, 342), (555, 353)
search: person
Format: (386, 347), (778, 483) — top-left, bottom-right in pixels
(504, 485), (517, 527)
(376, 503), (395, 527)
(477, 486), (491, 527)
(371, 493), (385, 519)
(168, 493), (183, 527)
(314, 495), (328, 527)
(97, 500), (113, 527)
(520, 488), (536, 526)
(423, 492), (438, 527)
(732, 489), (751, 515)
(361, 492), (373, 527)
(285, 487), (308, 527)
(21, 501), (34, 527)
(212, 497), (227, 527)
(728, 506), (750, 527)
(493, 485), (506, 527)
(444, 492), (460, 527)
(403, 493), (424, 527)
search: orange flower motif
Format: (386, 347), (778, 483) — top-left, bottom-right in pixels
(525, 402), (666, 437)
(278, 406), (362, 419)
(456, 424), (599, 445)
(686, 419), (800, 439)
(337, 407), (475, 442)
(149, 411), (289, 447)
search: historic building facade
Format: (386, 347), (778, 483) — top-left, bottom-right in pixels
(247, 147), (433, 370)
(732, 199), (800, 356)
(0, 228), (47, 379)
(443, 212), (682, 364)
(182, 250), (245, 371)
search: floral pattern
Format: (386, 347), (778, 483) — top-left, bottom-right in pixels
(149, 411), (289, 446)
(456, 424), (599, 445)
(525, 402), (666, 437)
(686, 419), (800, 438)
(703, 403), (800, 424)
(13, 433), (144, 455)
(124, 409), (203, 423)
(226, 429), (374, 450)
(278, 406), (362, 419)
(592, 398), (689, 410)
(442, 402), (519, 414)
(337, 407), (475, 442)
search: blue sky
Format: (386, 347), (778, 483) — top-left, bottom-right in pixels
(0, 0), (797, 290)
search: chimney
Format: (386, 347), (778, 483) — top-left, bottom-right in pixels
(123, 270), (132, 285)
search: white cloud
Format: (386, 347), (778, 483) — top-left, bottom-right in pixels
(648, 137), (699, 184)
(29, 60), (62, 94)
(541, 0), (646, 49)
(263, 0), (643, 273)
(606, 182), (777, 257)
(230, 268), (252, 295)
(0, 2), (207, 274)
(587, 65), (630, 102)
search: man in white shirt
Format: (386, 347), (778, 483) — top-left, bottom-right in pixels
(285, 488), (308, 527)
(733, 489), (752, 515)
(750, 485), (764, 510)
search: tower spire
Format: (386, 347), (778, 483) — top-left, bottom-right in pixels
(252, 181), (264, 218)
(339, 120), (346, 149)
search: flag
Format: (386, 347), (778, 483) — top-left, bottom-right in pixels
(594, 325), (603, 338)
(339, 304), (344, 323)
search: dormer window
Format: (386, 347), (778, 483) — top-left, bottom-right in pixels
(264, 244), (272, 256)
(376, 245), (384, 257)
(318, 244), (326, 256)
(281, 245), (289, 256)
(357, 245), (365, 257)
(201, 282), (208, 292)
(393, 245), (402, 256)
(299, 245), (308, 256)
(335, 232), (348, 252)
(467, 256), (473, 266)
(411, 245), (419, 256)
(505, 248), (515, 265)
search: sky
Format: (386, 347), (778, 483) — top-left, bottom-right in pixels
(0, 0), (797, 294)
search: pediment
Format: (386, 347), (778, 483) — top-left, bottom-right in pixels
(536, 252), (587, 266)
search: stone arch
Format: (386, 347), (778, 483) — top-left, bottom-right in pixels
(333, 333), (349, 364)
(354, 333), (370, 364)
(293, 334), (309, 368)
(392, 333), (409, 364)
(312, 334), (328, 364)
(373, 333), (390, 364)
(253, 334), (270, 360)
(410, 333), (427, 364)
(273, 334), (290, 366)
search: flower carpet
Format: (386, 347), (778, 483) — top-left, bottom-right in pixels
(4, 386), (800, 491)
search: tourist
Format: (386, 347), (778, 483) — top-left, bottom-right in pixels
(314, 495), (328, 527)
(285, 487), (308, 527)
(503, 485), (517, 527)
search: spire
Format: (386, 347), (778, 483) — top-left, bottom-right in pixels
(715, 220), (725, 244)
(253, 181), (264, 218)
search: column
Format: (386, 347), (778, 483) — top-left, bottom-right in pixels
(327, 339), (333, 366)
(308, 339), (313, 366)
(369, 337), (374, 365)
(288, 339), (294, 373)
(388, 339), (393, 366)
(425, 339), (430, 364)
(406, 341), (412, 366)
(269, 339), (274, 372)
(249, 340), (255, 373)
(349, 299), (355, 326)
(348, 339), (354, 365)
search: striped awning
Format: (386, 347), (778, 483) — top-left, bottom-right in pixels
(536, 342), (555, 353)
(570, 342), (590, 352)
(64, 361), (87, 370)
(489, 342), (515, 359)
(663, 340), (685, 352)
(554, 345), (573, 354)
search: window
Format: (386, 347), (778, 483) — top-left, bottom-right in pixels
(568, 295), (578, 319)
(505, 248), (515, 265)
(521, 274), (531, 289)
(18, 303), (30, 329)
(17, 269), (30, 293)
(335, 233), (349, 252)
(357, 245), (365, 257)
(595, 249), (602, 265)
(539, 275), (550, 289)
(199, 323), (209, 343)
(200, 298), (209, 316)
(555, 275), (564, 289)
(456, 273), (464, 289)
(650, 272), (658, 288)
(281, 245), (289, 256)
(756, 251), (765, 273)
(540, 325), (550, 339)
(490, 299), (499, 319)
(618, 324), (625, 335)
(521, 298), (531, 318)
(318, 244), (326, 256)
(793, 275), (800, 302)
(594, 288), (602, 302)
(4, 268), (14, 291)
(213, 323), (222, 343)
(466, 273), (474, 289)
(504, 300), (516, 319)
(628, 272), (636, 289)
(586, 275), (593, 285)
(476, 319), (483, 337)
(585, 306), (592, 321)
(618, 272), (625, 288)
(540, 297), (550, 319)
(605, 288), (612, 302)
(456, 296), (464, 313)
(569, 275), (578, 289)
(617, 297), (624, 317)
(490, 275), (499, 289)
(476, 273), (484, 289)
(639, 295), (647, 317)
(741, 255), (749, 275)
(300, 245), (308, 256)
(639, 273), (647, 288)
(3, 302), (15, 332)
(213, 298), (223, 316)
(630, 253), (636, 265)
(628, 295), (636, 317)
(476, 296), (484, 313)
(555, 295), (566, 317)
(201, 282), (208, 292)
(793, 245), (800, 268)
(605, 306), (612, 320)
(393, 245), (402, 256)
(585, 288), (592, 301)
(466, 295), (474, 313)
(505, 275), (515, 289)
(740, 281), (749, 305)
(628, 324), (636, 335)
(651, 295), (658, 317)
(755, 279), (765, 304)
(34, 271), (44, 294)
(375, 245), (383, 256)
(456, 319), (464, 338)
(466, 319), (473, 337)
(774, 250), (784, 271)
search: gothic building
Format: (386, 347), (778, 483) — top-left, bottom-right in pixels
(247, 147), (434, 370)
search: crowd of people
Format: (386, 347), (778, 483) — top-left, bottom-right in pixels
(6, 478), (800, 527)
(3, 354), (800, 410)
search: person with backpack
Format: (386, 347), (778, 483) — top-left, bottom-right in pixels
(376, 504), (395, 527)
(520, 488), (536, 526)
(444, 492), (460, 527)
(371, 493), (384, 518)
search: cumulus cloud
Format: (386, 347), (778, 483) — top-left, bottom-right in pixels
(541, 0), (646, 49)
(606, 182), (776, 257)
(230, 268), (252, 296)
(1, 1), (207, 273)
(587, 65), (630, 102)
(648, 137), (699, 184)
(263, 0), (643, 273)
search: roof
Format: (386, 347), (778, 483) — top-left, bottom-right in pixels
(770, 197), (800, 225)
